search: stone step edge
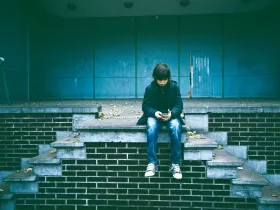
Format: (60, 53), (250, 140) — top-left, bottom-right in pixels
(75, 124), (188, 131)
(27, 151), (61, 165)
(51, 136), (83, 148)
(3, 168), (37, 182)
(0, 183), (14, 200)
(258, 183), (280, 205)
(207, 149), (243, 167)
(232, 166), (268, 186)
(184, 134), (218, 149)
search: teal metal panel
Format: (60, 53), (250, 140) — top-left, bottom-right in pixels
(30, 18), (94, 99)
(0, 1), (28, 103)
(224, 12), (280, 98)
(180, 15), (223, 98)
(94, 17), (135, 98)
(136, 16), (179, 98)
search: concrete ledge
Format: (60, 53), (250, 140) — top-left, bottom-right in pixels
(51, 137), (83, 148)
(80, 131), (186, 143)
(0, 183), (13, 200)
(3, 169), (37, 182)
(206, 149), (243, 179)
(27, 152), (62, 176)
(184, 106), (280, 113)
(207, 149), (243, 167)
(3, 169), (38, 193)
(224, 146), (247, 159)
(184, 135), (217, 161)
(258, 183), (280, 208)
(232, 167), (268, 186)
(202, 132), (228, 146)
(27, 152), (60, 165)
(0, 105), (101, 114)
(0, 183), (14, 210)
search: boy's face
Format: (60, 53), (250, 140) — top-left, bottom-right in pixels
(156, 79), (168, 87)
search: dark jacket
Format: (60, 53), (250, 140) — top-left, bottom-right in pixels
(137, 80), (184, 125)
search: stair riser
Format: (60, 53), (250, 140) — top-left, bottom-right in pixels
(33, 165), (62, 176)
(80, 132), (186, 143)
(207, 167), (237, 179)
(184, 150), (213, 161)
(184, 114), (208, 132)
(56, 148), (86, 159)
(9, 182), (38, 193)
(258, 204), (280, 210)
(0, 200), (15, 210)
(231, 185), (262, 198)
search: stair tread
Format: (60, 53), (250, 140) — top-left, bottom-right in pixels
(27, 151), (60, 165)
(258, 183), (280, 204)
(232, 166), (268, 185)
(3, 168), (37, 182)
(0, 183), (14, 200)
(185, 134), (218, 149)
(207, 149), (243, 166)
(51, 137), (84, 148)
(75, 119), (187, 131)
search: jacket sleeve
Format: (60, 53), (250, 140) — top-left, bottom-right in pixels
(142, 86), (157, 117)
(170, 85), (183, 118)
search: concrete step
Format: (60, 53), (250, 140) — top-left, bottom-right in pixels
(27, 151), (62, 176)
(231, 166), (268, 198)
(258, 183), (280, 210)
(3, 168), (38, 193)
(0, 183), (15, 210)
(184, 134), (217, 160)
(77, 122), (187, 143)
(206, 149), (243, 179)
(50, 135), (86, 159)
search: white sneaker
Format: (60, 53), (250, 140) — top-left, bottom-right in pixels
(170, 164), (182, 179)
(145, 163), (158, 177)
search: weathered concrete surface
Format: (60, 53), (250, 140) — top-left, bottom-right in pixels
(231, 167), (268, 198)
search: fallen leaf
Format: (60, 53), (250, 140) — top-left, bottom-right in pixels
(217, 145), (224, 150)
(271, 194), (278, 197)
(49, 149), (57, 154)
(26, 168), (33, 172)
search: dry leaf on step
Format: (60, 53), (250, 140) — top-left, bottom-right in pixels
(217, 145), (224, 150)
(49, 149), (57, 154)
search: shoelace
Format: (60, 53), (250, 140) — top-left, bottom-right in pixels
(147, 163), (155, 171)
(171, 164), (181, 173)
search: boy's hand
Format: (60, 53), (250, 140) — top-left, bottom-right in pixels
(155, 111), (163, 119)
(162, 110), (171, 121)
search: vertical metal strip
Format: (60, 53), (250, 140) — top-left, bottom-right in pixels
(26, 26), (30, 101)
(92, 19), (96, 99)
(221, 15), (225, 98)
(177, 16), (181, 87)
(134, 17), (138, 98)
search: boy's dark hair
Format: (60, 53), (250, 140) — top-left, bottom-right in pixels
(152, 63), (171, 80)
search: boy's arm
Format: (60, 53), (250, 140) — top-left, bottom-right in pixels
(142, 86), (157, 117)
(170, 86), (183, 118)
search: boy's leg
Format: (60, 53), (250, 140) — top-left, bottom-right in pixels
(166, 118), (182, 165)
(146, 117), (160, 165)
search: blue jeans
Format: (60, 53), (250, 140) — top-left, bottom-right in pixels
(146, 117), (182, 165)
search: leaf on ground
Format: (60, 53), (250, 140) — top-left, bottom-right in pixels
(217, 145), (224, 150)
(49, 149), (57, 154)
(271, 194), (278, 197)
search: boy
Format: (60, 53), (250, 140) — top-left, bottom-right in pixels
(137, 63), (184, 179)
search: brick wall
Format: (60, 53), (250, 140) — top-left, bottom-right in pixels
(209, 113), (280, 174)
(0, 114), (72, 171)
(15, 142), (257, 210)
